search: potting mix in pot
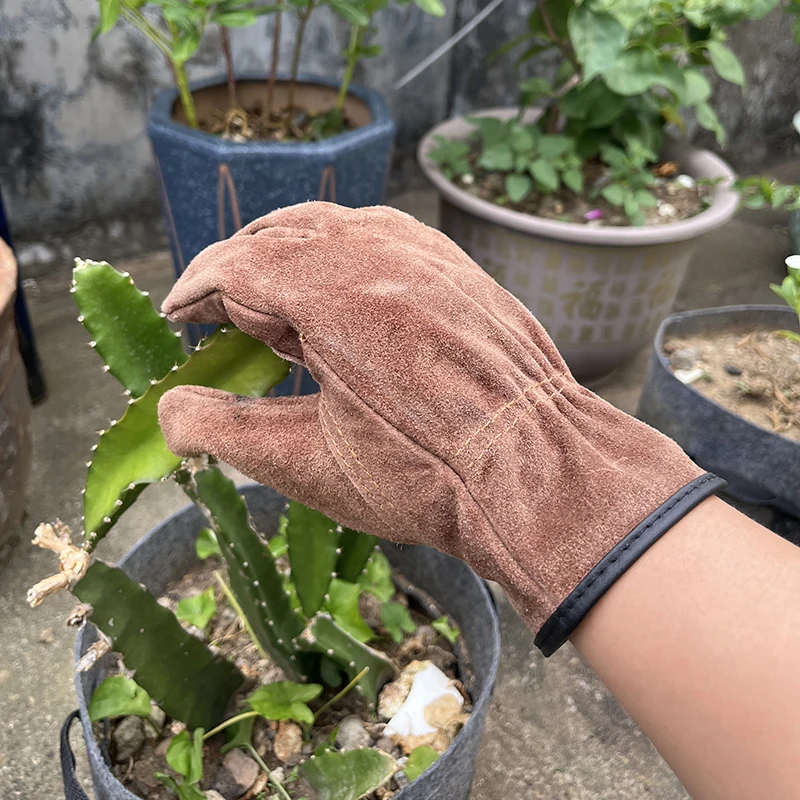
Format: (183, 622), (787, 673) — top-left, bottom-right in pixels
(663, 257), (800, 442)
(427, 0), (800, 227)
(28, 260), (470, 800)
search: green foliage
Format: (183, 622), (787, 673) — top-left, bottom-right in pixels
(336, 530), (378, 583)
(380, 602), (416, 643)
(248, 681), (323, 726)
(771, 256), (800, 342)
(176, 588), (217, 631)
(157, 728), (206, 800)
(74, 562), (244, 731)
(82, 322), (289, 550)
(733, 177), (800, 211)
(73, 259), (186, 398)
(195, 528), (221, 560)
(325, 579), (374, 643)
(286, 502), (339, 617)
(403, 745), (439, 782)
(301, 748), (396, 800)
(220, 714), (255, 754)
(438, 0), (781, 225)
(358, 550), (395, 602)
(190, 467), (305, 676)
(88, 676), (152, 722)
(432, 616), (460, 645)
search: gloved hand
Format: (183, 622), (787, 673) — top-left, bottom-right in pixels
(158, 202), (723, 655)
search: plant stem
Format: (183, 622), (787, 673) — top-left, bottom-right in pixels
(538, 0), (580, 73)
(220, 26), (237, 109)
(120, 7), (172, 56)
(213, 571), (269, 659)
(286, 1), (314, 125)
(173, 60), (199, 128)
(248, 744), (293, 800)
(314, 666), (370, 721)
(266, 2), (283, 115)
(203, 710), (260, 740)
(336, 25), (364, 113)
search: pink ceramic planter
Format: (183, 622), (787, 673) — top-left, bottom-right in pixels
(418, 109), (740, 381)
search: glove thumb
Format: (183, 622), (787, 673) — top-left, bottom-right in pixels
(158, 387), (378, 531)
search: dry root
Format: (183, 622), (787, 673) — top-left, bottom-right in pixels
(27, 521), (91, 608)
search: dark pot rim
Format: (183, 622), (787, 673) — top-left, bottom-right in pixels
(149, 72), (395, 151)
(417, 108), (740, 247)
(653, 304), (800, 443)
(74, 485), (501, 799)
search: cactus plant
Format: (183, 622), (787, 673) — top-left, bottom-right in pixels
(29, 260), (459, 799)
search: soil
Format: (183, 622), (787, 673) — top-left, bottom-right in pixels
(100, 557), (471, 800)
(458, 152), (709, 226)
(664, 326), (800, 441)
(200, 104), (355, 144)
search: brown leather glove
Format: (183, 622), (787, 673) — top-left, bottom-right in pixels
(158, 202), (723, 655)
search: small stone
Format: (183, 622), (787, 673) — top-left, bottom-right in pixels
(213, 749), (260, 799)
(155, 736), (172, 757)
(112, 716), (145, 763)
(376, 736), (400, 756)
(724, 364), (743, 376)
(252, 720), (271, 752)
(270, 767), (285, 784)
(274, 720), (304, 765)
(674, 366), (706, 385)
(359, 592), (382, 627)
(658, 202), (678, 218)
(336, 715), (372, 751)
(675, 174), (696, 189)
(205, 792), (226, 800)
(144, 704), (166, 740)
(669, 347), (698, 371)
(17, 243), (56, 267)
(38, 628), (55, 644)
(460, 173), (475, 185)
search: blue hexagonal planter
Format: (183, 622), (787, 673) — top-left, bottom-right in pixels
(148, 73), (395, 392)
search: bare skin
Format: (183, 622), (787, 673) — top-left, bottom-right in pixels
(572, 496), (800, 800)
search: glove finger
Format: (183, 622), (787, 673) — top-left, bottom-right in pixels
(158, 387), (381, 531)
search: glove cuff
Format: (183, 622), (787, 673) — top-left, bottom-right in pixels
(534, 472), (726, 656)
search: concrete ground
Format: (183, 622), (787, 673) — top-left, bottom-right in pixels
(0, 186), (791, 800)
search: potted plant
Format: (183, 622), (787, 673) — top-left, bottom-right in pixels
(636, 254), (800, 540)
(417, 0), (791, 381)
(94, 0), (446, 279)
(29, 259), (500, 800)
(0, 237), (31, 547)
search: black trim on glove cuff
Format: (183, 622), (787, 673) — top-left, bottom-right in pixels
(534, 472), (726, 657)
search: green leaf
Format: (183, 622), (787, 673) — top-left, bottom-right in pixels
(89, 676), (151, 722)
(220, 715), (255, 755)
(537, 135), (572, 159)
(432, 616), (460, 644)
(98, 0), (122, 33)
(696, 102), (727, 147)
(563, 168), (584, 193)
(505, 173), (532, 203)
(568, 7), (626, 81)
(269, 532), (288, 558)
(529, 159), (559, 192)
(302, 749), (396, 800)
(404, 745), (439, 782)
(413, 0), (445, 16)
(682, 69), (711, 105)
(635, 189), (658, 208)
(248, 681), (323, 727)
(213, 9), (259, 25)
(771, 276), (799, 308)
(72, 260), (186, 398)
(156, 774), (207, 800)
(358, 550), (394, 602)
(510, 124), (537, 153)
(167, 729), (205, 785)
(326, 579), (374, 643)
(705, 41), (745, 86)
(518, 76), (551, 106)
(380, 602), (416, 643)
(327, 0), (370, 24)
(74, 562), (243, 731)
(336, 529), (378, 583)
(604, 47), (660, 95)
(176, 588), (217, 631)
(601, 183), (625, 206)
(196, 528), (221, 560)
(478, 142), (514, 172)
(82, 326), (289, 547)
(319, 655), (343, 688)
(286, 501), (339, 618)
(172, 28), (202, 65)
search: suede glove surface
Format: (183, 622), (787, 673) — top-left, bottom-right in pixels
(158, 202), (723, 654)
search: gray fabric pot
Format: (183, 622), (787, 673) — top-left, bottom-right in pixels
(418, 110), (739, 381)
(637, 305), (800, 522)
(73, 483), (501, 800)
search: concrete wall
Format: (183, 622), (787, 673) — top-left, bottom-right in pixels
(1, 0), (799, 238)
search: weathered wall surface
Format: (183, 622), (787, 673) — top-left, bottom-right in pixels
(1, 0), (799, 239)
